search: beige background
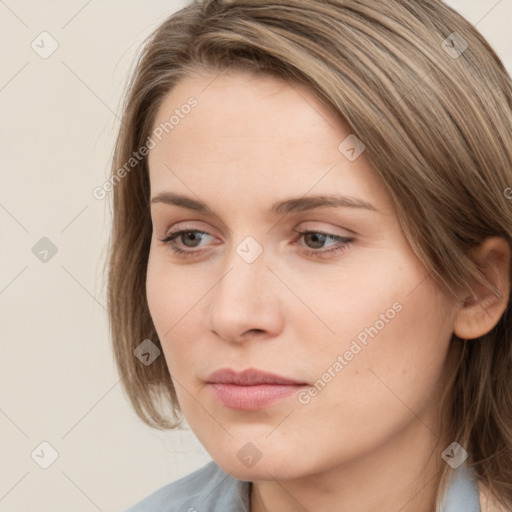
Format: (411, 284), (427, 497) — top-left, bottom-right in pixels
(1, 1), (511, 511)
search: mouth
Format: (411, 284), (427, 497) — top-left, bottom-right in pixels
(205, 367), (309, 410)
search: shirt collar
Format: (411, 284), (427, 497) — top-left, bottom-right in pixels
(438, 461), (481, 512)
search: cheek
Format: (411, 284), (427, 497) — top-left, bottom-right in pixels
(146, 251), (180, 365)
(292, 250), (455, 409)
(146, 248), (192, 332)
(145, 249), (209, 378)
(146, 252), (169, 333)
(306, 272), (455, 430)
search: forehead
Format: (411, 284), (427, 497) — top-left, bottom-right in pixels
(149, 69), (347, 155)
(147, 69), (392, 216)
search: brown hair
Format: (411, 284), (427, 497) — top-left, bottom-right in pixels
(105, 0), (512, 508)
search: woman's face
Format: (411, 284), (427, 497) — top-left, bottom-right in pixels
(146, 69), (460, 480)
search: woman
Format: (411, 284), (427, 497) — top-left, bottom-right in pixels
(105, 1), (512, 510)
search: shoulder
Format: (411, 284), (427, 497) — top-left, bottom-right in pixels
(123, 460), (251, 512)
(478, 481), (511, 512)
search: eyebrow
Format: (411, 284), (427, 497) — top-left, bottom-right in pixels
(150, 192), (378, 215)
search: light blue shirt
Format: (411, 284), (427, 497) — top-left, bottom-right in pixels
(124, 459), (481, 512)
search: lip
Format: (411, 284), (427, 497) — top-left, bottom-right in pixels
(206, 367), (307, 386)
(205, 368), (308, 410)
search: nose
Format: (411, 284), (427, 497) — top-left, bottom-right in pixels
(207, 249), (285, 345)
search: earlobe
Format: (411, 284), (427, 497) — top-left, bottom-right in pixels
(453, 237), (511, 341)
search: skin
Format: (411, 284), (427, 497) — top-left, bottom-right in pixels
(145, 69), (510, 512)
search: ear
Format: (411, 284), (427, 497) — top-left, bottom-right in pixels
(453, 237), (511, 340)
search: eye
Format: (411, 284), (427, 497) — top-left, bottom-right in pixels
(159, 229), (213, 255)
(158, 228), (354, 259)
(293, 230), (353, 258)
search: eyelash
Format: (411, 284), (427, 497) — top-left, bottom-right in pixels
(158, 229), (353, 259)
